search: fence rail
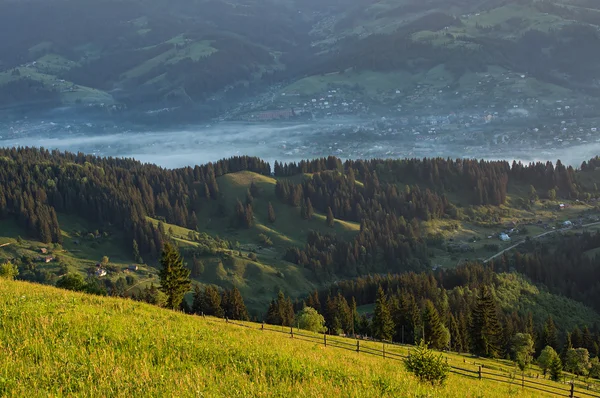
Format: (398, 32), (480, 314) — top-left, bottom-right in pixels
(221, 317), (598, 397)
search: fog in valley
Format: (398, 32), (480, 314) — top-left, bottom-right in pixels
(1, 113), (598, 169)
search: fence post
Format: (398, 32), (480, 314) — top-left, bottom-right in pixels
(570, 382), (574, 398)
(383, 343), (385, 359)
(521, 372), (524, 389)
(324, 334), (327, 347)
(290, 326), (293, 339)
(478, 366), (482, 380)
(261, 322), (264, 331)
(226, 317), (228, 323)
(357, 340), (360, 354)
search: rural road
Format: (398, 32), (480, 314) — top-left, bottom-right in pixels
(483, 221), (600, 263)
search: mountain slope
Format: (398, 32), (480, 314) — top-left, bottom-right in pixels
(0, 278), (556, 397)
(2, 0), (599, 111)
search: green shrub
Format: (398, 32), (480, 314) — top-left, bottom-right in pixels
(404, 341), (450, 385)
(0, 262), (18, 280)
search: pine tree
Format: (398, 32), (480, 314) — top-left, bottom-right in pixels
(372, 287), (394, 341)
(222, 287), (249, 321)
(267, 202), (276, 223)
(549, 356), (563, 382)
(449, 313), (463, 352)
(561, 332), (573, 363)
(306, 198), (314, 220)
(192, 285), (203, 314)
(158, 243), (191, 310)
(422, 300), (446, 349)
(572, 326), (583, 348)
(132, 239), (143, 263)
(300, 199), (308, 220)
(470, 285), (502, 358)
(326, 207), (335, 228)
(542, 316), (559, 351)
(202, 285), (224, 317)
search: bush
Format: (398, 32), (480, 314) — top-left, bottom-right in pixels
(296, 307), (327, 333)
(0, 262), (19, 280)
(404, 341), (450, 385)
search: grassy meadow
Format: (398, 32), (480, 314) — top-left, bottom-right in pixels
(0, 279), (569, 397)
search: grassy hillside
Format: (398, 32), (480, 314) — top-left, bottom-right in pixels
(0, 278), (567, 397)
(145, 170), (360, 313)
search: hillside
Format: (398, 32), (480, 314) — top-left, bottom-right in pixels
(1, 0), (599, 112)
(0, 278), (571, 397)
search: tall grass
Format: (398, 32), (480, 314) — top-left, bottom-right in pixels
(0, 279), (546, 397)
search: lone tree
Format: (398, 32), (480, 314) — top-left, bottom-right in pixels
(158, 243), (191, 310)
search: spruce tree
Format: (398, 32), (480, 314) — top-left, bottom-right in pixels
(300, 199), (308, 220)
(549, 356), (563, 382)
(422, 300), (446, 349)
(306, 198), (314, 220)
(132, 239), (143, 263)
(449, 313), (463, 353)
(202, 285), (224, 317)
(372, 287), (394, 341)
(326, 207), (335, 228)
(542, 316), (558, 351)
(470, 285), (502, 358)
(222, 287), (249, 321)
(158, 243), (191, 310)
(267, 202), (276, 223)
(572, 326), (583, 348)
(192, 285), (203, 314)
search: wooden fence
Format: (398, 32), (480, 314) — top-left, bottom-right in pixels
(219, 317), (600, 398)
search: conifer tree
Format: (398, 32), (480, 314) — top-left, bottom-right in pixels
(300, 199), (308, 220)
(572, 326), (583, 348)
(549, 356), (563, 382)
(542, 316), (558, 351)
(372, 287), (394, 341)
(267, 202), (276, 223)
(422, 300), (447, 349)
(470, 285), (502, 358)
(222, 287), (249, 321)
(326, 207), (335, 228)
(449, 313), (463, 352)
(158, 243), (191, 310)
(306, 198), (314, 220)
(561, 332), (573, 363)
(202, 285), (224, 317)
(132, 239), (143, 263)
(192, 285), (203, 314)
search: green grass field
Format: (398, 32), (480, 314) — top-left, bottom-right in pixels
(0, 278), (584, 397)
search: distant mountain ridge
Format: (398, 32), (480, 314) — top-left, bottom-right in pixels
(0, 0), (599, 111)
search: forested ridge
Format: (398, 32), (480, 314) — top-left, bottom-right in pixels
(2, 147), (600, 368)
(0, 148), (590, 274)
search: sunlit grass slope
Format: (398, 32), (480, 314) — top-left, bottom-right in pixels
(0, 279), (546, 397)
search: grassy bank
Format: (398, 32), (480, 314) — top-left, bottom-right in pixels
(0, 279), (553, 397)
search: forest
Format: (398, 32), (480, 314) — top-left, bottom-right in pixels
(1, 148), (600, 366)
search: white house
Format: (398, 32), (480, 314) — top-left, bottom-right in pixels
(499, 233), (511, 242)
